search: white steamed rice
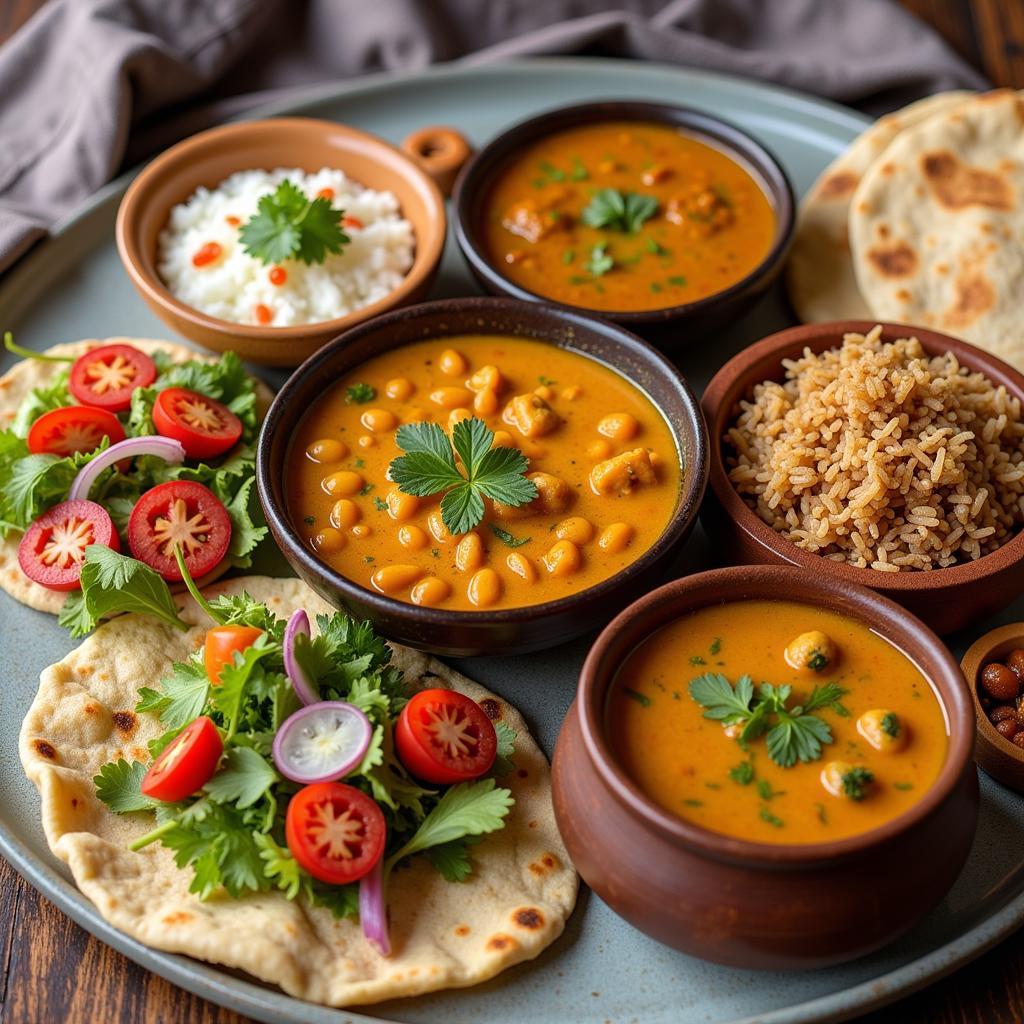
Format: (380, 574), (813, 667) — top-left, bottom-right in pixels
(157, 167), (414, 327)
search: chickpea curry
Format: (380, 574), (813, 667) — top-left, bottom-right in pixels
(286, 335), (681, 610)
(482, 121), (776, 312)
(609, 600), (948, 844)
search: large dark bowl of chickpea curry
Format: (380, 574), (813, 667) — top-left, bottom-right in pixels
(453, 101), (795, 335)
(257, 296), (708, 657)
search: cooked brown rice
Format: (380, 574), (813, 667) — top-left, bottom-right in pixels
(726, 326), (1024, 571)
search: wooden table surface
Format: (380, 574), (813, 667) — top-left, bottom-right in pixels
(2, 1), (1024, 1022)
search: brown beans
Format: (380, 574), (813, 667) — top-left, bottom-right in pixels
(305, 438), (348, 463)
(468, 365), (503, 393)
(360, 408), (398, 433)
(981, 662), (1020, 701)
(427, 510), (452, 544)
(398, 524), (429, 550)
(504, 393), (559, 438)
(473, 388), (499, 416)
(386, 489), (420, 521)
(321, 470), (364, 497)
(528, 472), (573, 514)
(311, 527), (345, 554)
(330, 499), (361, 529)
(506, 551), (537, 583)
(411, 576), (451, 607)
(555, 516), (595, 545)
(358, 434), (376, 448)
(587, 439), (613, 461)
(385, 377), (414, 401)
(1007, 649), (1024, 683)
(351, 523), (373, 538)
(371, 564), (424, 595)
(430, 386), (473, 409)
(598, 522), (634, 554)
(991, 705), (1017, 724)
(542, 539), (581, 576)
(995, 718), (1019, 740)
(491, 430), (517, 449)
(455, 531), (485, 573)
(449, 407), (472, 428)
(467, 568), (502, 607)
(439, 348), (468, 376)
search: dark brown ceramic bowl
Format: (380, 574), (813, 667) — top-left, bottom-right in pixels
(961, 624), (1024, 793)
(701, 320), (1024, 635)
(452, 100), (795, 342)
(257, 296), (708, 657)
(116, 118), (446, 368)
(552, 564), (979, 969)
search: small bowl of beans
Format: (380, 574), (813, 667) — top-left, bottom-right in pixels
(962, 624), (1024, 792)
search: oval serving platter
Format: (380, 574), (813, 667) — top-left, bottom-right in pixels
(2, 57), (1024, 1024)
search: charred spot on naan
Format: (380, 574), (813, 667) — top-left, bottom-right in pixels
(112, 711), (137, 735)
(866, 239), (918, 278)
(478, 697), (503, 721)
(816, 171), (858, 201)
(921, 150), (1015, 211)
(944, 266), (997, 328)
(512, 907), (545, 930)
(486, 933), (520, 952)
(32, 738), (57, 760)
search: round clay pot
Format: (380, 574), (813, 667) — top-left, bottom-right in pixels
(700, 320), (1024, 635)
(552, 564), (979, 969)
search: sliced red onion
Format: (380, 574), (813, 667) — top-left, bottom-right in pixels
(283, 609), (319, 705)
(272, 701), (372, 785)
(68, 436), (186, 501)
(359, 857), (391, 957)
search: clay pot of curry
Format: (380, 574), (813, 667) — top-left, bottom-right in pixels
(552, 565), (978, 969)
(258, 297), (707, 657)
(453, 100), (795, 341)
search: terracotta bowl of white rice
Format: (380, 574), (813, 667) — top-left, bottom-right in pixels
(116, 118), (446, 367)
(700, 320), (1024, 635)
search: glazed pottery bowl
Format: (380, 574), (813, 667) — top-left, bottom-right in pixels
(962, 624), (1024, 793)
(701, 320), (1024, 634)
(116, 117), (446, 367)
(256, 296), (708, 658)
(552, 564), (979, 969)
(452, 100), (795, 341)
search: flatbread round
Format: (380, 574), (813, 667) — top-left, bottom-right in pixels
(849, 89), (1024, 367)
(19, 576), (577, 1007)
(0, 339), (272, 614)
(786, 91), (973, 323)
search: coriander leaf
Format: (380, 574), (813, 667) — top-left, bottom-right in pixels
(136, 656), (209, 730)
(76, 548), (189, 637)
(439, 484), (484, 537)
(223, 474), (268, 565)
(581, 188), (658, 233)
(728, 760), (755, 786)
(803, 681), (849, 717)
(384, 778), (513, 875)
(203, 747), (278, 808)
(58, 591), (94, 639)
(491, 721), (517, 778)
(94, 760), (156, 813)
(427, 836), (484, 882)
(307, 882), (360, 920)
(841, 766), (874, 801)
(210, 634), (277, 738)
(11, 373), (72, 436)
(688, 672), (753, 723)
(390, 422), (461, 495)
(766, 713), (831, 768)
(345, 382), (376, 404)
(584, 241), (613, 277)
(254, 833), (304, 899)
(240, 180), (348, 266)
(881, 712), (901, 738)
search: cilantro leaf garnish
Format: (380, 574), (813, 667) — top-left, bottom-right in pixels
(581, 188), (658, 233)
(841, 766), (874, 801)
(93, 760), (156, 813)
(239, 179), (348, 266)
(390, 418), (537, 534)
(584, 241), (614, 277)
(345, 382), (376, 404)
(689, 673), (845, 769)
(489, 524), (530, 548)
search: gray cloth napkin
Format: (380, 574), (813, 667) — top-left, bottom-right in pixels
(0, 0), (987, 275)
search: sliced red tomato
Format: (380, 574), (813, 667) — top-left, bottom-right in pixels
(127, 480), (232, 581)
(152, 388), (242, 460)
(141, 716), (223, 802)
(204, 625), (263, 686)
(68, 343), (157, 413)
(27, 405), (125, 456)
(395, 688), (497, 784)
(17, 500), (120, 591)
(285, 782), (386, 885)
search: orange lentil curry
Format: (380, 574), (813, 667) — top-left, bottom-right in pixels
(482, 121), (776, 312)
(287, 335), (681, 610)
(608, 600), (948, 844)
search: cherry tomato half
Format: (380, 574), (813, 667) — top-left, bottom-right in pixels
(27, 405), (125, 456)
(204, 625), (263, 686)
(395, 688), (497, 784)
(127, 480), (232, 581)
(285, 781), (386, 885)
(141, 716), (223, 802)
(17, 499), (120, 591)
(68, 343), (157, 413)
(152, 387), (242, 460)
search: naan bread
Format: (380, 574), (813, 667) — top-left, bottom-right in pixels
(786, 91), (972, 323)
(849, 89), (1024, 367)
(19, 576), (577, 1008)
(0, 338), (272, 614)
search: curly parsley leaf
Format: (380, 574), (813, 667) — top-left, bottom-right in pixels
(390, 418), (537, 534)
(345, 382), (376, 404)
(581, 188), (658, 233)
(239, 179), (348, 266)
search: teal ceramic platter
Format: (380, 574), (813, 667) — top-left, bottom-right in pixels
(2, 57), (1023, 1024)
